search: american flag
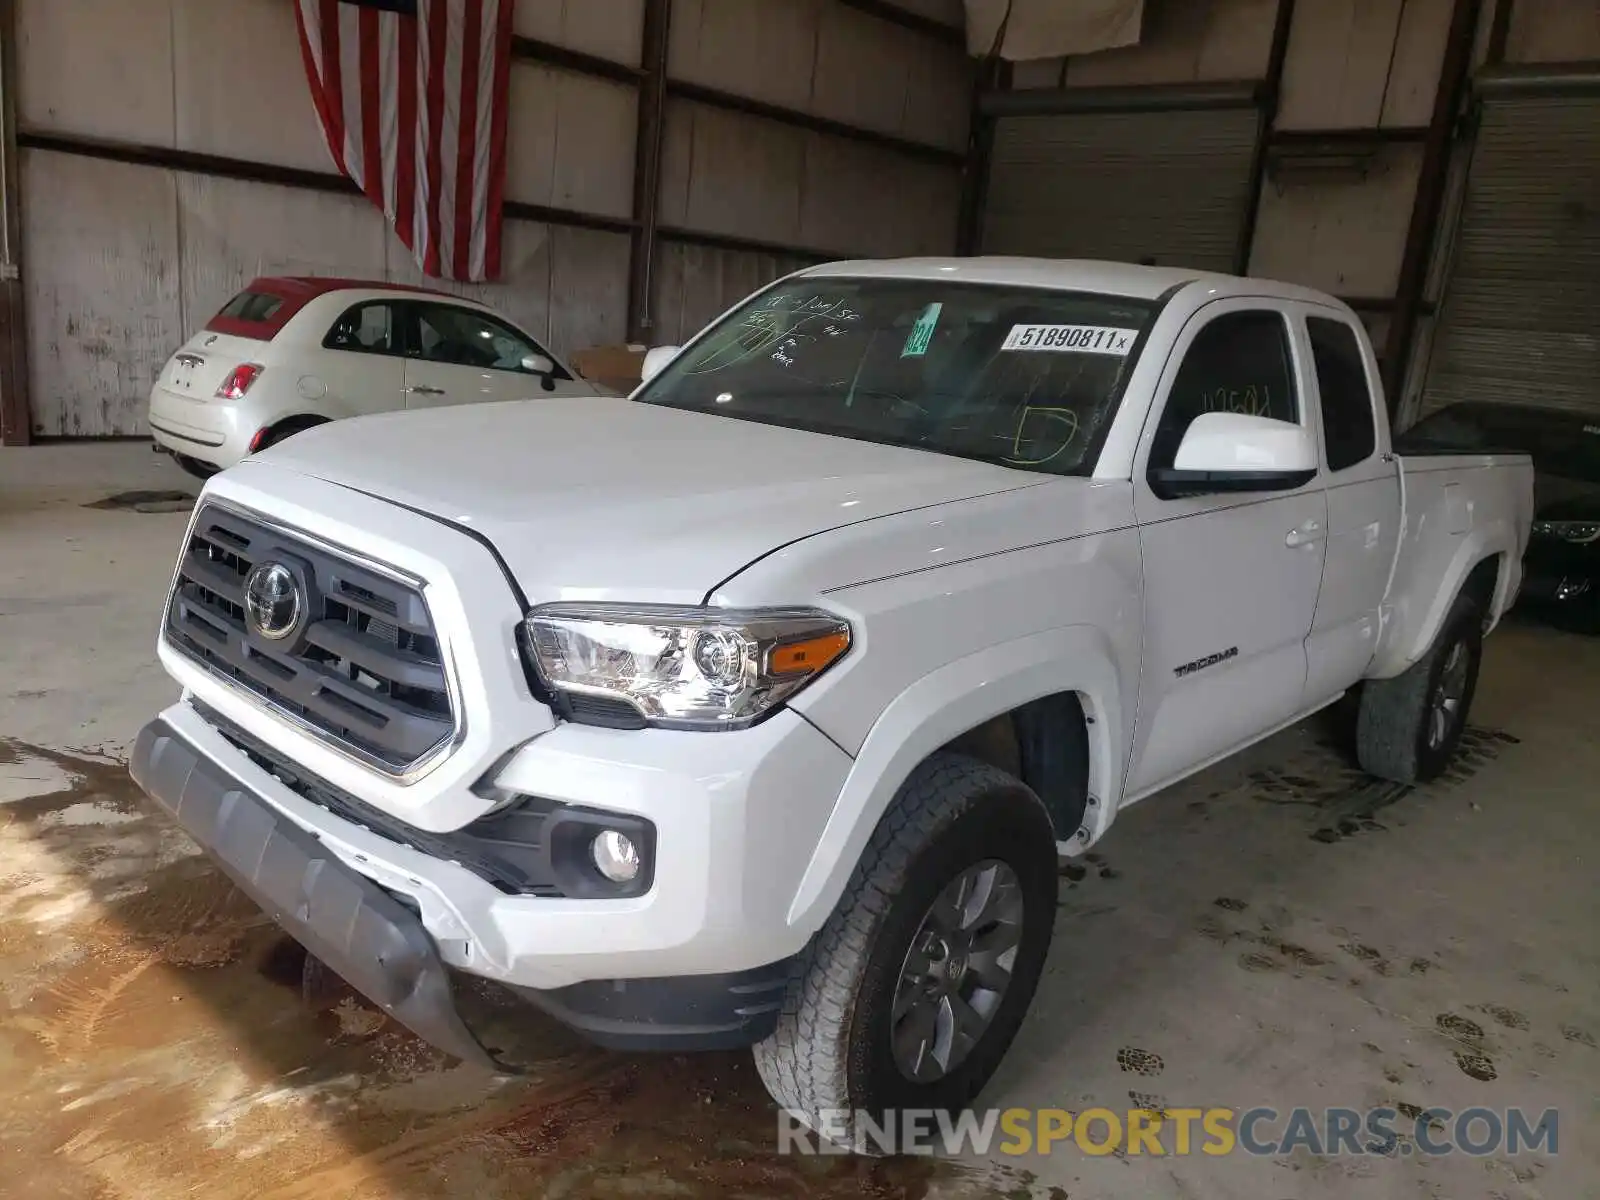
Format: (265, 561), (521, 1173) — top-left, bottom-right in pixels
(293, 0), (515, 282)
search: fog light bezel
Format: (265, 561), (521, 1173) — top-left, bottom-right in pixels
(543, 806), (657, 899)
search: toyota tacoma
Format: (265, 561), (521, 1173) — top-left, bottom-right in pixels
(131, 258), (1534, 1143)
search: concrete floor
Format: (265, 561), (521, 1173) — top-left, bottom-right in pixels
(2, 444), (1595, 1199)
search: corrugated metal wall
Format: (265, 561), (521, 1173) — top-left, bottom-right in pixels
(983, 0), (1600, 427)
(982, 106), (1261, 272)
(982, 0), (1599, 386)
(11, 0), (970, 437)
(1419, 86), (1600, 419)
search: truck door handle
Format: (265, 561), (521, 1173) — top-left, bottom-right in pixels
(1285, 520), (1324, 549)
(405, 385), (445, 396)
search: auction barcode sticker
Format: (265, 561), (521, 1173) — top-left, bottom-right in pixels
(1003, 324), (1139, 355)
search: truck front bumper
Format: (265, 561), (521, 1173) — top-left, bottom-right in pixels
(130, 700), (850, 1058)
(131, 717), (499, 1067)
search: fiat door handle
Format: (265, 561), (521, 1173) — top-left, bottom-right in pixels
(1285, 520), (1324, 549)
(405, 385), (445, 396)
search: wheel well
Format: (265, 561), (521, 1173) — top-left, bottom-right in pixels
(1461, 555), (1501, 625)
(939, 692), (1089, 841)
(256, 414), (328, 451)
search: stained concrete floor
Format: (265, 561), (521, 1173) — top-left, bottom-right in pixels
(1, 444), (1595, 1199)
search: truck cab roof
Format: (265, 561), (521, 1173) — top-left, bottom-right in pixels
(803, 256), (1351, 310)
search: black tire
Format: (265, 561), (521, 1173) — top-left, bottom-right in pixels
(173, 453), (219, 481)
(1356, 591), (1484, 784)
(753, 752), (1058, 1153)
(255, 416), (328, 454)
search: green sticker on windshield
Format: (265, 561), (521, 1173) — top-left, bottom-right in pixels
(901, 302), (942, 359)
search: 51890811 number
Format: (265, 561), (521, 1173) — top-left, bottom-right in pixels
(1002, 324), (1139, 355)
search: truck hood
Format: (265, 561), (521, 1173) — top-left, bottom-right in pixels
(257, 397), (1044, 602)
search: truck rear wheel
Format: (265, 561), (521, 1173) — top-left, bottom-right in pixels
(1356, 591), (1484, 784)
(753, 753), (1058, 1153)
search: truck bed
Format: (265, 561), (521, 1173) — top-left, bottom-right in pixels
(1370, 451), (1536, 678)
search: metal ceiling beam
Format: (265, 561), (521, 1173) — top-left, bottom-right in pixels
(835, 0), (968, 50)
(510, 36), (643, 86)
(1485, 0), (1515, 66)
(16, 131), (638, 237)
(1234, 0), (1297, 275)
(956, 55), (1009, 254)
(667, 79), (965, 166)
(1382, 0), (1484, 409)
(1268, 124), (1430, 148)
(978, 78), (1262, 117)
(0, 0), (30, 446)
(627, 0), (673, 342)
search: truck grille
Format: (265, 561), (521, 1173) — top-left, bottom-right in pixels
(165, 503), (458, 774)
(197, 702), (562, 898)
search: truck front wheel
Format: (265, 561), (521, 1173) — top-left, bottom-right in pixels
(753, 753), (1058, 1151)
(1357, 591), (1484, 784)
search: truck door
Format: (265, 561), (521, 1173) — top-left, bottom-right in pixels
(1300, 310), (1400, 702)
(1125, 302), (1329, 798)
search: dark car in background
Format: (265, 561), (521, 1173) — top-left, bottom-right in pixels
(1398, 403), (1600, 633)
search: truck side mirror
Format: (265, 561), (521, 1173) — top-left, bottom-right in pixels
(1150, 412), (1318, 499)
(640, 345), (680, 384)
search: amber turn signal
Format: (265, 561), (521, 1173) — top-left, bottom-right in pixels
(767, 630), (850, 677)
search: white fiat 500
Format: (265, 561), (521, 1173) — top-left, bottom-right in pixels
(148, 277), (603, 476)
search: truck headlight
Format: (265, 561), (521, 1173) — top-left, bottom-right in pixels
(523, 604), (850, 730)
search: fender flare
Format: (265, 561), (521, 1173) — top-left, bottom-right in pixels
(784, 624), (1127, 935)
(1379, 525), (1513, 677)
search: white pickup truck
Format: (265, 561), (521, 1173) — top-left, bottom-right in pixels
(132, 258), (1533, 1142)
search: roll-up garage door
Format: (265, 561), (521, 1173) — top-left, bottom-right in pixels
(1420, 77), (1600, 419)
(979, 102), (1262, 272)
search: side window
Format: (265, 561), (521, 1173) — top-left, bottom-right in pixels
(412, 303), (570, 377)
(1148, 310), (1299, 473)
(323, 302), (397, 354)
(1307, 316), (1378, 471)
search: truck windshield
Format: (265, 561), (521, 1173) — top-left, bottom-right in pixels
(634, 278), (1156, 475)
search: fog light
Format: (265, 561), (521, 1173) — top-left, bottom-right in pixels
(591, 830), (640, 883)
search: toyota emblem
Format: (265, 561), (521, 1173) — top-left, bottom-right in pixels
(244, 561), (303, 641)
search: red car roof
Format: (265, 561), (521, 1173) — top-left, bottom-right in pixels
(252, 275), (451, 299)
(204, 275), (453, 340)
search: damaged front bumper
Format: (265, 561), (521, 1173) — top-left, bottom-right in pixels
(128, 717), (800, 1067)
(130, 718), (501, 1069)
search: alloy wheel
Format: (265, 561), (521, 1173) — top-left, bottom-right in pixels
(889, 859), (1025, 1082)
(1428, 638), (1471, 750)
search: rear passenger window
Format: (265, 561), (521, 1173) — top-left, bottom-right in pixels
(1149, 310), (1298, 473)
(1308, 316), (1377, 471)
(324, 302), (397, 354)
